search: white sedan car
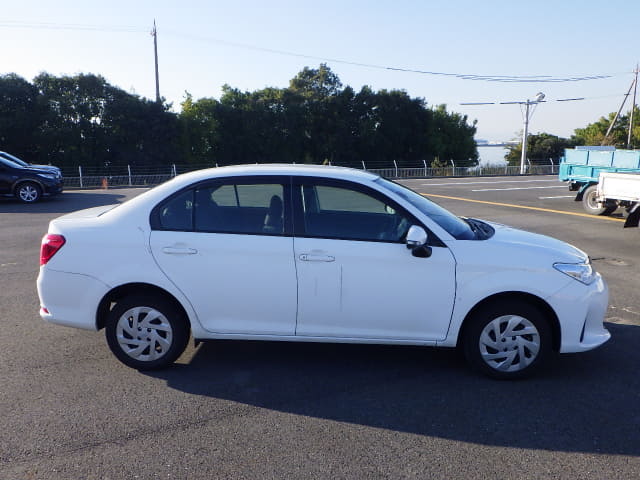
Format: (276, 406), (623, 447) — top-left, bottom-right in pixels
(37, 165), (610, 379)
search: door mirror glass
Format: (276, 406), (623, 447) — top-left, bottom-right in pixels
(406, 225), (428, 248)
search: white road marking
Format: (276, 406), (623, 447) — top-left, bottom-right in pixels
(471, 186), (566, 192)
(421, 179), (560, 186)
(539, 195), (576, 199)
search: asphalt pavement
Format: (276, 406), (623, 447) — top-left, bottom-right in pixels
(1, 177), (638, 479)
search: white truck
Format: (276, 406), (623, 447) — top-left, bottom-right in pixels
(596, 171), (640, 227)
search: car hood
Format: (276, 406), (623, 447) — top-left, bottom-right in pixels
(485, 221), (588, 264)
(22, 166), (58, 176)
(31, 164), (61, 173)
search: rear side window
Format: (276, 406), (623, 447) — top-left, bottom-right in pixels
(195, 183), (285, 234)
(153, 179), (287, 236)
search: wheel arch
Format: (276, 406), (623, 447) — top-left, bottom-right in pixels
(457, 291), (561, 352)
(96, 282), (191, 332)
(13, 179), (44, 194)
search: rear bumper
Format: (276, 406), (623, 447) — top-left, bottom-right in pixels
(37, 267), (109, 331)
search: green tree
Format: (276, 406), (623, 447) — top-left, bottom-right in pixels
(31, 72), (179, 170)
(429, 104), (478, 166)
(0, 74), (43, 160)
(573, 106), (640, 148)
(505, 133), (577, 165)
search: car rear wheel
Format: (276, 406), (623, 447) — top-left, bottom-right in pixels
(463, 301), (551, 380)
(16, 182), (41, 203)
(105, 295), (190, 370)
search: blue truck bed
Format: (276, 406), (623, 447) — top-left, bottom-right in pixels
(559, 149), (640, 183)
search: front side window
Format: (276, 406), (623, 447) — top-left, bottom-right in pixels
(298, 182), (410, 242)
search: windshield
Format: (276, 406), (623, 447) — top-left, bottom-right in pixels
(0, 156), (24, 169)
(375, 177), (475, 240)
(0, 152), (28, 167)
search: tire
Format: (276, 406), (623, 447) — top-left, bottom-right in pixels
(105, 295), (190, 370)
(582, 185), (616, 215)
(15, 182), (42, 203)
(463, 301), (551, 380)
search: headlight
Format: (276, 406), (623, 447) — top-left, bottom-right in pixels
(553, 261), (596, 285)
(37, 173), (56, 180)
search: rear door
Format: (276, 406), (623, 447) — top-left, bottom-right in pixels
(292, 177), (456, 341)
(149, 175), (298, 335)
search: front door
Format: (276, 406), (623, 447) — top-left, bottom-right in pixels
(293, 179), (456, 341)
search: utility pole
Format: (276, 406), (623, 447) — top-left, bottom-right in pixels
(501, 93), (546, 175)
(627, 65), (638, 149)
(520, 100), (533, 175)
(152, 20), (160, 103)
(460, 94), (582, 173)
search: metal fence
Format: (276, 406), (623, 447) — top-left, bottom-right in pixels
(60, 159), (559, 189)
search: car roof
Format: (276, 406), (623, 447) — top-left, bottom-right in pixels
(105, 164), (382, 220)
(173, 164), (379, 184)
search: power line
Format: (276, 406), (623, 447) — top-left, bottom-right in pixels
(0, 20), (622, 84)
(163, 29), (615, 84)
(461, 93), (628, 105)
(0, 20), (143, 33)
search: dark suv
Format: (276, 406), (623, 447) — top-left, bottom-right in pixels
(0, 155), (63, 203)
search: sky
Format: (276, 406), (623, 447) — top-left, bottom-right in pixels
(2, 0), (639, 145)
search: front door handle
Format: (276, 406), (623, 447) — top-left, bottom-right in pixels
(299, 253), (335, 262)
(162, 246), (198, 255)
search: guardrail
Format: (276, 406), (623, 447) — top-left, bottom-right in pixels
(60, 162), (558, 189)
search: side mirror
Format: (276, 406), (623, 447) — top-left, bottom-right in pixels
(406, 225), (428, 248)
(405, 225), (432, 258)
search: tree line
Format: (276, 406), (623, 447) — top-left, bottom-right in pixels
(0, 65), (479, 172)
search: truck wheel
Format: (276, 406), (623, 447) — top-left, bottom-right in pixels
(582, 185), (616, 215)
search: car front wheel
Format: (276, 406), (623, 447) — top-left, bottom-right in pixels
(16, 182), (42, 203)
(105, 295), (190, 370)
(463, 301), (551, 379)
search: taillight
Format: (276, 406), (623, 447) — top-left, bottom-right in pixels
(40, 234), (66, 265)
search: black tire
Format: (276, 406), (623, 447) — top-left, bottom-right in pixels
(463, 301), (551, 380)
(105, 294), (190, 370)
(582, 185), (616, 215)
(15, 182), (42, 203)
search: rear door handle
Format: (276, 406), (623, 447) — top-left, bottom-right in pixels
(162, 247), (198, 255)
(299, 253), (335, 262)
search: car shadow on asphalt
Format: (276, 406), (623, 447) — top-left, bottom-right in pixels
(0, 191), (127, 214)
(146, 322), (639, 456)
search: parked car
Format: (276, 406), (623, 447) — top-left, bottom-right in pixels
(0, 155), (63, 203)
(37, 165), (610, 379)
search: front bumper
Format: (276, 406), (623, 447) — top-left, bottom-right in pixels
(43, 179), (63, 196)
(549, 273), (610, 353)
